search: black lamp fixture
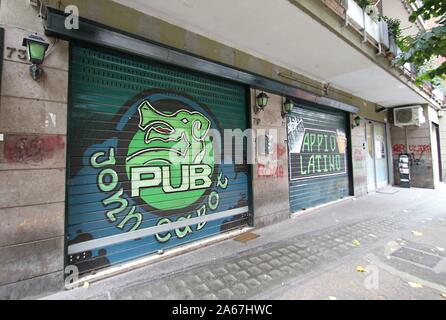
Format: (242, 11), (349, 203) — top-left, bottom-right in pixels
(282, 97), (294, 118)
(352, 115), (362, 128)
(22, 33), (50, 80)
(254, 91), (269, 114)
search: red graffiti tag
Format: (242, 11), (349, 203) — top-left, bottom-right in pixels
(392, 144), (431, 155)
(4, 135), (65, 163)
(257, 163), (284, 178)
(392, 144), (406, 154)
(275, 144), (287, 159)
(409, 144), (431, 154)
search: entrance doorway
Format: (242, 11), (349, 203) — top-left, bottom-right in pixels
(366, 121), (389, 192)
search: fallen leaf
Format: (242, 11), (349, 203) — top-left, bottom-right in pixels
(356, 266), (367, 273)
(436, 247), (445, 252)
(328, 296), (337, 300)
(411, 231), (423, 236)
(352, 239), (361, 246)
(83, 282), (90, 289)
(441, 293), (446, 299)
(408, 282), (423, 289)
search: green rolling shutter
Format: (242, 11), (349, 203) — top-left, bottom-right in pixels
(67, 42), (250, 274)
(287, 102), (351, 212)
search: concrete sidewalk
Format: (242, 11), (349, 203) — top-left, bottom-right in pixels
(43, 185), (446, 300)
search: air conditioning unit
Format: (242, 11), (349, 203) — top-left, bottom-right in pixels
(393, 106), (426, 127)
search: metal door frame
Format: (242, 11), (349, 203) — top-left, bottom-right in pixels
(365, 119), (389, 192)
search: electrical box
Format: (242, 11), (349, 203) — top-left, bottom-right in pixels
(394, 106), (426, 127)
(398, 154), (410, 188)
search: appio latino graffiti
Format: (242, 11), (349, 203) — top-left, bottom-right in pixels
(288, 115), (347, 181)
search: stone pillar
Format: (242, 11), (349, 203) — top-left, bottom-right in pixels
(0, 0), (68, 299)
(350, 115), (367, 196)
(250, 89), (290, 228)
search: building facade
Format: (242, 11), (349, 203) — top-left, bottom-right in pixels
(0, 0), (443, 299)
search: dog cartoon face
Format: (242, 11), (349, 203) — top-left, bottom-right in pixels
(127, 100), (212, 165)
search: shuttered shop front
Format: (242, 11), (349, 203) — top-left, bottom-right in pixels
(67, 43), (250, 274)
(287, 103), (351, 212)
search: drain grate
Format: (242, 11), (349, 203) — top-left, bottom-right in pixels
(391, 247), (442, 268)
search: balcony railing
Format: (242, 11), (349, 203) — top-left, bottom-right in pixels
(343, 0), (396, 54)
(341, 0), (444, 106)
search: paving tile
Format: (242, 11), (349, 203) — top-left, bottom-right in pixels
(232, 283), (249, 295)
(222, 274), (238, 285)
(259, 262), (274, 271)
(245, 278), (262, 288)
(259, 253), (273, 261)
(194, 284), (210, 295)
(225, 263), (241, 272)
(249, 256), (263, 264)
(89, 216), (404, 300)
(268, 270), (284, 279)
(247, 266), (263, 276)
(235, 270), (250, 280)
(238, 260), (252, 268)
(218, 288), (235, 299)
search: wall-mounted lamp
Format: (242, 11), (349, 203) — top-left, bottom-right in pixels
(438, 109), (444, 118)
(254, 91), (269, 114)
(22, 33), (49, 80)
(352, 115), (361, 128)
(282, 97), (294, 118)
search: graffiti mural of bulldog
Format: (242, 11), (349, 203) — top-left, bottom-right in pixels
(127, 100), (211, 165)
(125, 100), (216, 211)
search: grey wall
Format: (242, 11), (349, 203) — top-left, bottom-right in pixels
(0, 0), (68, 299)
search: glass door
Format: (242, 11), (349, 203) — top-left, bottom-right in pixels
(374, 123), (389, 189)
(366, 121), (389, 192)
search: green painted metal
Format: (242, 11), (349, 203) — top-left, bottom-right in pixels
(67, 42), (250, 274)
(287, 102), (350, 212)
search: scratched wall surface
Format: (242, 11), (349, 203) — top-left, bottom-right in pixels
(390, 108), (434, 189)
(0, 0), (68, 299)
(250, 90), (290, 228)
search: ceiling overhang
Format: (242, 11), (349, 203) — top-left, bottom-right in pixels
(111, 0), (432, 108)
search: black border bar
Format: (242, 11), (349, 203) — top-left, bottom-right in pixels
(44, 7), (358, 114)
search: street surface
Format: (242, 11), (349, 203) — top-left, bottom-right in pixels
(43, 185), (446, 300)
